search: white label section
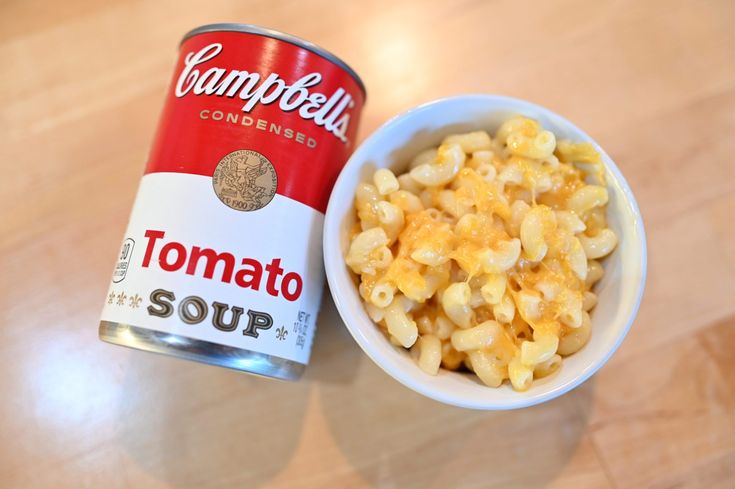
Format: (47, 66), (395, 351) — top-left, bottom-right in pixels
(100, 172), (324, 365)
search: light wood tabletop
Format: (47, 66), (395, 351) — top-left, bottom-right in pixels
(2, 0), (734, 488)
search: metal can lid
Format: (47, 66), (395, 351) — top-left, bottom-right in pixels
(181, 23), (366, 99)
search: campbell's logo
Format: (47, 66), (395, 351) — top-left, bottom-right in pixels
(175, 43), (355, 142)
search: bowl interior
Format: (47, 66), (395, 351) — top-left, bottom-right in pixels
(324, 95), (646, 410)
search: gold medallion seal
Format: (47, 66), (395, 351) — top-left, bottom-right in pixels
(212, 149), (278, 211)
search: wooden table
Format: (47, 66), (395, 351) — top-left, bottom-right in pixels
(2, 0), (734, 487)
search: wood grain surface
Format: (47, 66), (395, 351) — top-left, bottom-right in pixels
(1, 0), (734, 488)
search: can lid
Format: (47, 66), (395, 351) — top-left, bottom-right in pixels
(181, 23), (366, 99)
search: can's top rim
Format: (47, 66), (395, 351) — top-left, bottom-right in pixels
(181, 23), (366, 99)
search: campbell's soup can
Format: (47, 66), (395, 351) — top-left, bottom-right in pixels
(99, 23), (365, 380)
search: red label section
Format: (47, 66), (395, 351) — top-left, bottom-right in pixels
(145, 30), (365, 213)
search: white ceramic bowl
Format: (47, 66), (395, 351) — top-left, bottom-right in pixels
(323, 95), (647, 410)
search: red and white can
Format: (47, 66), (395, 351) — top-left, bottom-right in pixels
(99, 24), (365, 380)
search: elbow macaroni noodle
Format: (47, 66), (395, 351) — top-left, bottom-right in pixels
(346, 116), (618, 391)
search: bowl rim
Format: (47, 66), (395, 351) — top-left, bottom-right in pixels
(323, 94), (648, 410)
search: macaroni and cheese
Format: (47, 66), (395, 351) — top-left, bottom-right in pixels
(345, 116), (617, 391)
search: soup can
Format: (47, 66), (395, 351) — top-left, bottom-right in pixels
(99, 23), (365, 380)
